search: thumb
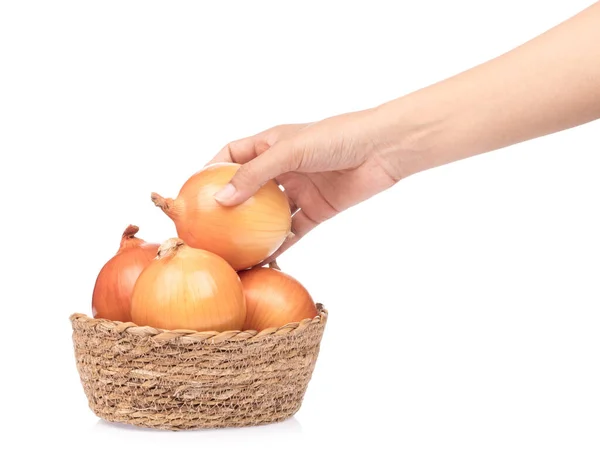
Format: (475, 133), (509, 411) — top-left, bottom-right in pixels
(214, 141), (298, 206)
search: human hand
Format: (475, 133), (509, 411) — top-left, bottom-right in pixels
(208, 2), (600, 263)
(209, 109), (401, 261)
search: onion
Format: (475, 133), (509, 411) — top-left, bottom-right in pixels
(239, 263), (317, 331)
(92, 225), (159, 322)
(151, 162), (291, 270)
(130, 238), (246, 332)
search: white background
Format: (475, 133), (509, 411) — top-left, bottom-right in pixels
(1, 1), (599, 463)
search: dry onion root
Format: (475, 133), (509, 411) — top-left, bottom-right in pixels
(130, 238), (246, 332)
(92, 225), (159, 322)
(239, 262), (317, 331)
(151, 162), (291, 270)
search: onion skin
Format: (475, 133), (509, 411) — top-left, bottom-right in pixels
(130, 238), (246, 332)
(92, 225), (159, 322)
(151, 163), (291, 270)
(239, 266), (317, 331)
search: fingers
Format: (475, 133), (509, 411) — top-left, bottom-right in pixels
(275, 172), (299, 214)
(207, 136), (262, 166)
(287, 196), (299, 215)
(214, 140), (299, 205)
(208, 124), (303, 166)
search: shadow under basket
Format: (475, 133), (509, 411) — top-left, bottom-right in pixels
(70, 305), (327, 431)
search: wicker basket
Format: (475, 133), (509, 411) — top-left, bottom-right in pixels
(70, 304), (327, 430)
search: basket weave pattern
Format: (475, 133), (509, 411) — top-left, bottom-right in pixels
(71, 305), (327, 430)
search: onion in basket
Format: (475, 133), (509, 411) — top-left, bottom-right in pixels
(131, 238), (246, 332)
(92, 225), (159, 322)
(151, 162), (291, 270)
(239, 263), (317, 331)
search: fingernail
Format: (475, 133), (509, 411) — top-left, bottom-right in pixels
(214, 183), (236, 202)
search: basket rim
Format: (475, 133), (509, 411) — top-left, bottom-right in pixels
(70, 303), (327, 342)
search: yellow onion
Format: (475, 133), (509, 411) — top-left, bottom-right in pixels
(151, 162), (291, 270)
(131, 238), (246, 332)
(239, 263), (317, 331)
(92, 225), (159, 322)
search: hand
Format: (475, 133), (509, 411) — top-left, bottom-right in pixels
(209, 109), (401, 261)
(209, 2), (600, 263)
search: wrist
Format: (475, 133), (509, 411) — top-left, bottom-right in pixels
(370, 94), (454, 180)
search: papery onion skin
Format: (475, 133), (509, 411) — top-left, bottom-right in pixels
(92, 225), (159, 322)
(130, 238), (246, 332)
(151, 162), (291, 271)
(239, 266), (317, 331)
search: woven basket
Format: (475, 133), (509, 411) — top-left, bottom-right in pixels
(70, 304), (327, 430)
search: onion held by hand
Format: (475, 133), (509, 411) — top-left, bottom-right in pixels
(131, 238), (246, 332)
(151, 163), (291, 270)
(239, 264), (317, 331)
(92, 225), (159, 322)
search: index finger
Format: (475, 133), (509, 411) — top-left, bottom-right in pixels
(206, 136), (264, 166)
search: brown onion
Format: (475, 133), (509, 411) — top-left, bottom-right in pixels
(92, 225), (159, 322)
(151, 162), (291, 270)
(131, 238), (246, 332)
(239, 263), (317, 331)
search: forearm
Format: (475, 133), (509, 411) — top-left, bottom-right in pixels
(377, 2), (600, 179)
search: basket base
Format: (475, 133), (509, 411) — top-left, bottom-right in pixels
(90, 402), (302, 431)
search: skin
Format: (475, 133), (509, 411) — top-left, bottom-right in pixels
(211, 2), (600, 262)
